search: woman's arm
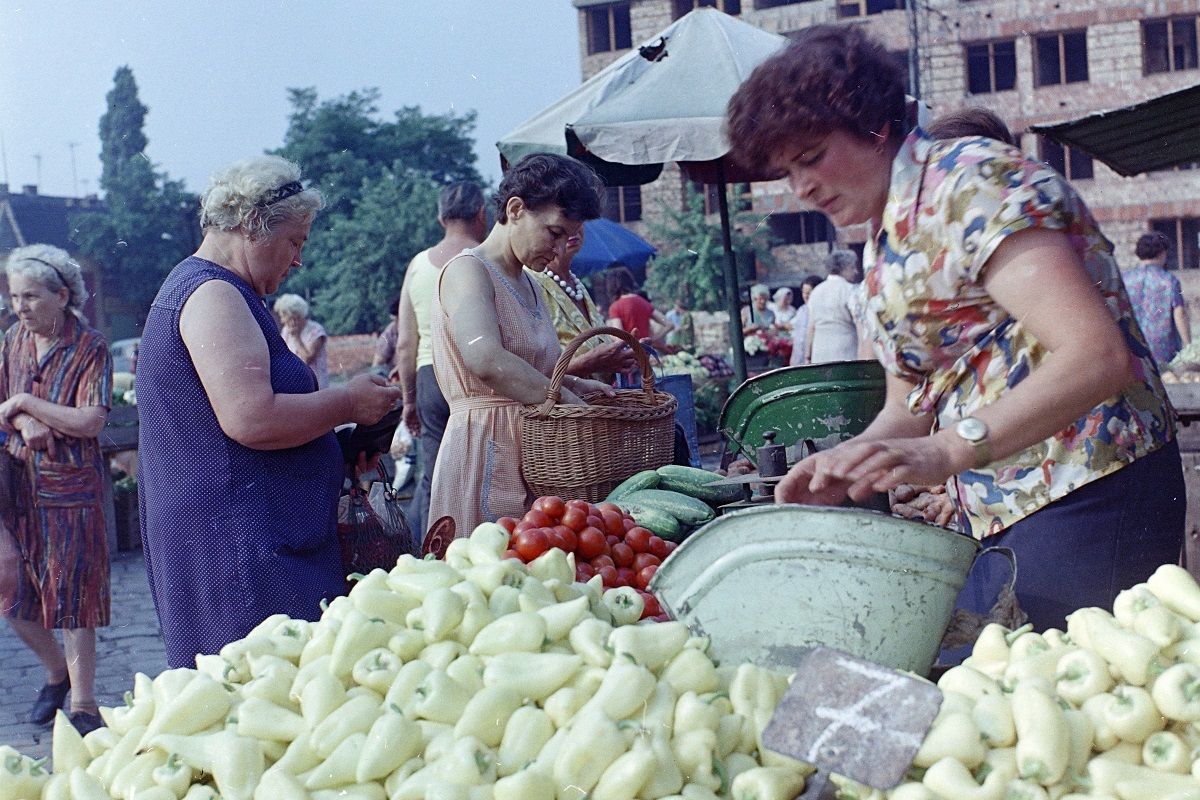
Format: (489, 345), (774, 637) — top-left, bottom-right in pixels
(0, 395), (106, 438)
(804, 316), (816, 362)
(1174, 305), (1192, 347)
(441, 257), (586, 405)
(394, 271), (421, 435)
(181, 280), (399, 450)
(810, 227), (1139, 499)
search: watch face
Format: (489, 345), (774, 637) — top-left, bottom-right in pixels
(957, 417), (987, 442)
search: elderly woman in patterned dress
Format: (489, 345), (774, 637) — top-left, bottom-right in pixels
(727, 25), (1182, 632)
(0, 244), (112, 735)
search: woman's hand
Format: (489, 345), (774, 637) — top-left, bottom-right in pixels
(776, 435), (967, 506)
(343, 373), (403, 425)
(0, 393), (31, 421)
(14, 415), (58, 458)
(402, 404), (421, 437)
(573, 378), (617, 398)
(572, 340), (637, 376)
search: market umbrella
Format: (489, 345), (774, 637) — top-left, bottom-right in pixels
(497, 8), (788, 382)
(572, 218), (657, 279)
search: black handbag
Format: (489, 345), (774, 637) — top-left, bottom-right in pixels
(0, 449), (18, 513)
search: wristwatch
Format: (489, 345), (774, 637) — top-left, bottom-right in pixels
(954, 417), (992, 469)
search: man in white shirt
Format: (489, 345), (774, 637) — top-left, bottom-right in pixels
(805, 249), (863, 363)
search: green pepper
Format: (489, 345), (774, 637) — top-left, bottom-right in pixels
(552, 709), (627, 798)
(350, 647), (402, 695)
(152, 730), (264, 800)
(419, 640), (467, 670)
(455, 602), (496, 647)
(355, 705), (423, 783)
(578, 659), (657, 723)
(446, 654), (486, 695)
(662, 647), (721, 696)
(569, 617), (614, 668)
(454, 686), (524, 747)
(482, 652), (582, 702)
(151, 752), (193, 798)
(592, 740), (656, 800)
(383, 659), (432, 712)
(536, 595), (590, 643)
(69, 766), (112, 800)
(242, 655), (300, 710)
(602, 586), (645, 626)
(496, 706), (555, 777)
(235, 697), (306, 743)
(1012, 683), (1070, 785)
(729, 765), (807, 800)
(488, 585), (521, 618)
(466, 522), (510, 565)
(469, 612), (547, 656)
(422, 587), (466, 644)
(1147, 564), (1200, 622)
(110, 750), (167, 800)
(492, 767), (555, 800)
(410, 670), (473, 724)
(253, 767), (309, 800)
(350, 587), (419, 627)
(0, 746), (50, 800)
(329, 609), (394, 677)
(308, 692), (381, 756)
(1104, 685), (1165, 743)
(299, 671), (348, 731)
(52, 708), (92, 773)
(1151, 663), (1200, 722)
(527, 548), (574, 585)
(302, 732), (367, 791)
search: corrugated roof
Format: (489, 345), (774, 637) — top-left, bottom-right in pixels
(1030, 83), (1200, 177)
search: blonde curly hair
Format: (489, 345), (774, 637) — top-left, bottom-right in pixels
(199, 155), (324, 242)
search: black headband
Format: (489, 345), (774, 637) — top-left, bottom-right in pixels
(256, 181), (305, 207)
(24, 257), (72, 294)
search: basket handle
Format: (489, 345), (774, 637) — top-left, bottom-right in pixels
(537, 326), (657, 417)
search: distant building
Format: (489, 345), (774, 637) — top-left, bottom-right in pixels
(0, 183), (124, 338)
(571, 0), (1200, 315)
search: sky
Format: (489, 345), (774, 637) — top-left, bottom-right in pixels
(0, 2), (583, 198)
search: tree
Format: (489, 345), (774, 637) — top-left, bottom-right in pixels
(73, 66), (198, 334)
(644, 185), (773, 313)
(274, 88), (482, 333)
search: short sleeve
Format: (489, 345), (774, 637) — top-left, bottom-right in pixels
(941, 155), (1073, 284)
(305, 321), (327, 346)
(1171, 274), (1186, 310)
(76, 338), (114, 409)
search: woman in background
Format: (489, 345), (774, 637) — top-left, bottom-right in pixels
(274, 293), (329, 389)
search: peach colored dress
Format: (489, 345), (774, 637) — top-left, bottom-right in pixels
(428, 248), (562, 535)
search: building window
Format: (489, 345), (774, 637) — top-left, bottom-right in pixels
(837, 0), (905, 17)
(1151, 218), (1200, 270)
(966, 40), (1017, 94)
(888, 50), (913, 94)
(689, 182), (750, 215)
(674, 0), (741, 17)
(1144, 17), (1199, 74)
(766, 211), (833, 245)
(1039, 137), (1094, 181)
(604, 185), (642, 223)
(1035, 30), (1089, 86)
(587, 3), (632, 55)
(754, 0), (804, 8)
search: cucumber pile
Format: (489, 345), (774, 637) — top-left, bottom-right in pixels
(606, 465), (746, 543)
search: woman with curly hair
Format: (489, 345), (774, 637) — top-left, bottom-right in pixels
(726, 25), (1182, 631)
(136, 155), (400, 667)
(1, 244), (111, 734)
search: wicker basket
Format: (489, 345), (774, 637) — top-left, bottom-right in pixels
(520, 326), (678, 502)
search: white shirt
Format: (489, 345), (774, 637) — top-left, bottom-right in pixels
(806, 274), (860, 363)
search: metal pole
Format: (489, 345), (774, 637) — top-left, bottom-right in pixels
(716, 160), (747, 385)
(906, 0), (921, 100)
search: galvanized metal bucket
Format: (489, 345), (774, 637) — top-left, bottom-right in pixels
(648, 505), (979, 676)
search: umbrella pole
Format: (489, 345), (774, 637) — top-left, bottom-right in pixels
(715, 163), (748, 385)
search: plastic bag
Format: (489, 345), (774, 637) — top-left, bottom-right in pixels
(337, 463), (417, 577)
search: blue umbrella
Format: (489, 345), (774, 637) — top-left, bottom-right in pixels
(572, 218), (656, 279)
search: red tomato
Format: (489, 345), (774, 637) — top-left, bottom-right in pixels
(597, 565), (619, 588)
(560, 506), (588, 533)
(523, 509), (553, 528)
(513, 520), (539, 535)
(502, 549), (521, 561)
(533, 496), (566, 520)
(566, 498), (590, 512)
(513, 529), (550, 561)
(596, 501), (623, 516)
(647, 535), (669, 559)
(600, 509), (626, 538)
(622, 517), (637, 533)
(543, 528), (566, 552)
(606, 534), (621, 548)
(553, 525), (578, 553)
(591, 554), (615, 571)
(624, 527), (652, 554)
(611, 542), (635, 568)
(585, 514), (604, 531)
(633, 552), (660, 573)
(637, 565), (659, 590)
(616, 567), (637, 587)
(496, 517), (519, 534)
(664, 540), (678, 553)
(577, 527), (607, 559)
(576, 562), (595, 582)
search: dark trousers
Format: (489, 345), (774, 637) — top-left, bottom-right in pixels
(413, 365), (450, 537)
(955, 439), (1185, 634)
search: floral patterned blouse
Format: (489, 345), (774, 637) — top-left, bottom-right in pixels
(860, 128), (1175, 539)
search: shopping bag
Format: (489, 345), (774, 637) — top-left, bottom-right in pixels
(337, 463), (417, 578)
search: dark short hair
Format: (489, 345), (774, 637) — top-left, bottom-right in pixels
(1136, 232), (1170, 261)
(612, 266), (637, 296)
(726, 24), (907, 171)
(926, 107), (1017, 147)
(801, 274), (824, 290)
(438, 181), (485, 222)
(494, 153), (605, 224)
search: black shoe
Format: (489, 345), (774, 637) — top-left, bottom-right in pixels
(68, 710), (104, 737)
(26, 677), (71, 725)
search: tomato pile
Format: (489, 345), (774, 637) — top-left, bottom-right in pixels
(497, 495), (675, 621)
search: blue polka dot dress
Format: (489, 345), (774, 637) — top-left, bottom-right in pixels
(136, 257), (345, 668)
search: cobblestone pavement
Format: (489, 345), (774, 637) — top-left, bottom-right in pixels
(1, 549), (167, 758)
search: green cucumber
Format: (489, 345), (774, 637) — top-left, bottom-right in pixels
(623, 505), (686, 543)
(606, 469), (661, 502)
(656, 464), (747, 506)
(620, 489), (715, 526)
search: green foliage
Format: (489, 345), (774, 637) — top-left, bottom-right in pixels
(643, 185), (773, 313)
(275, 88), (482, 333)
(72, 66), (198, 331)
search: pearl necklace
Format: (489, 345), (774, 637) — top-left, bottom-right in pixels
(549, 270), (585, 302)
